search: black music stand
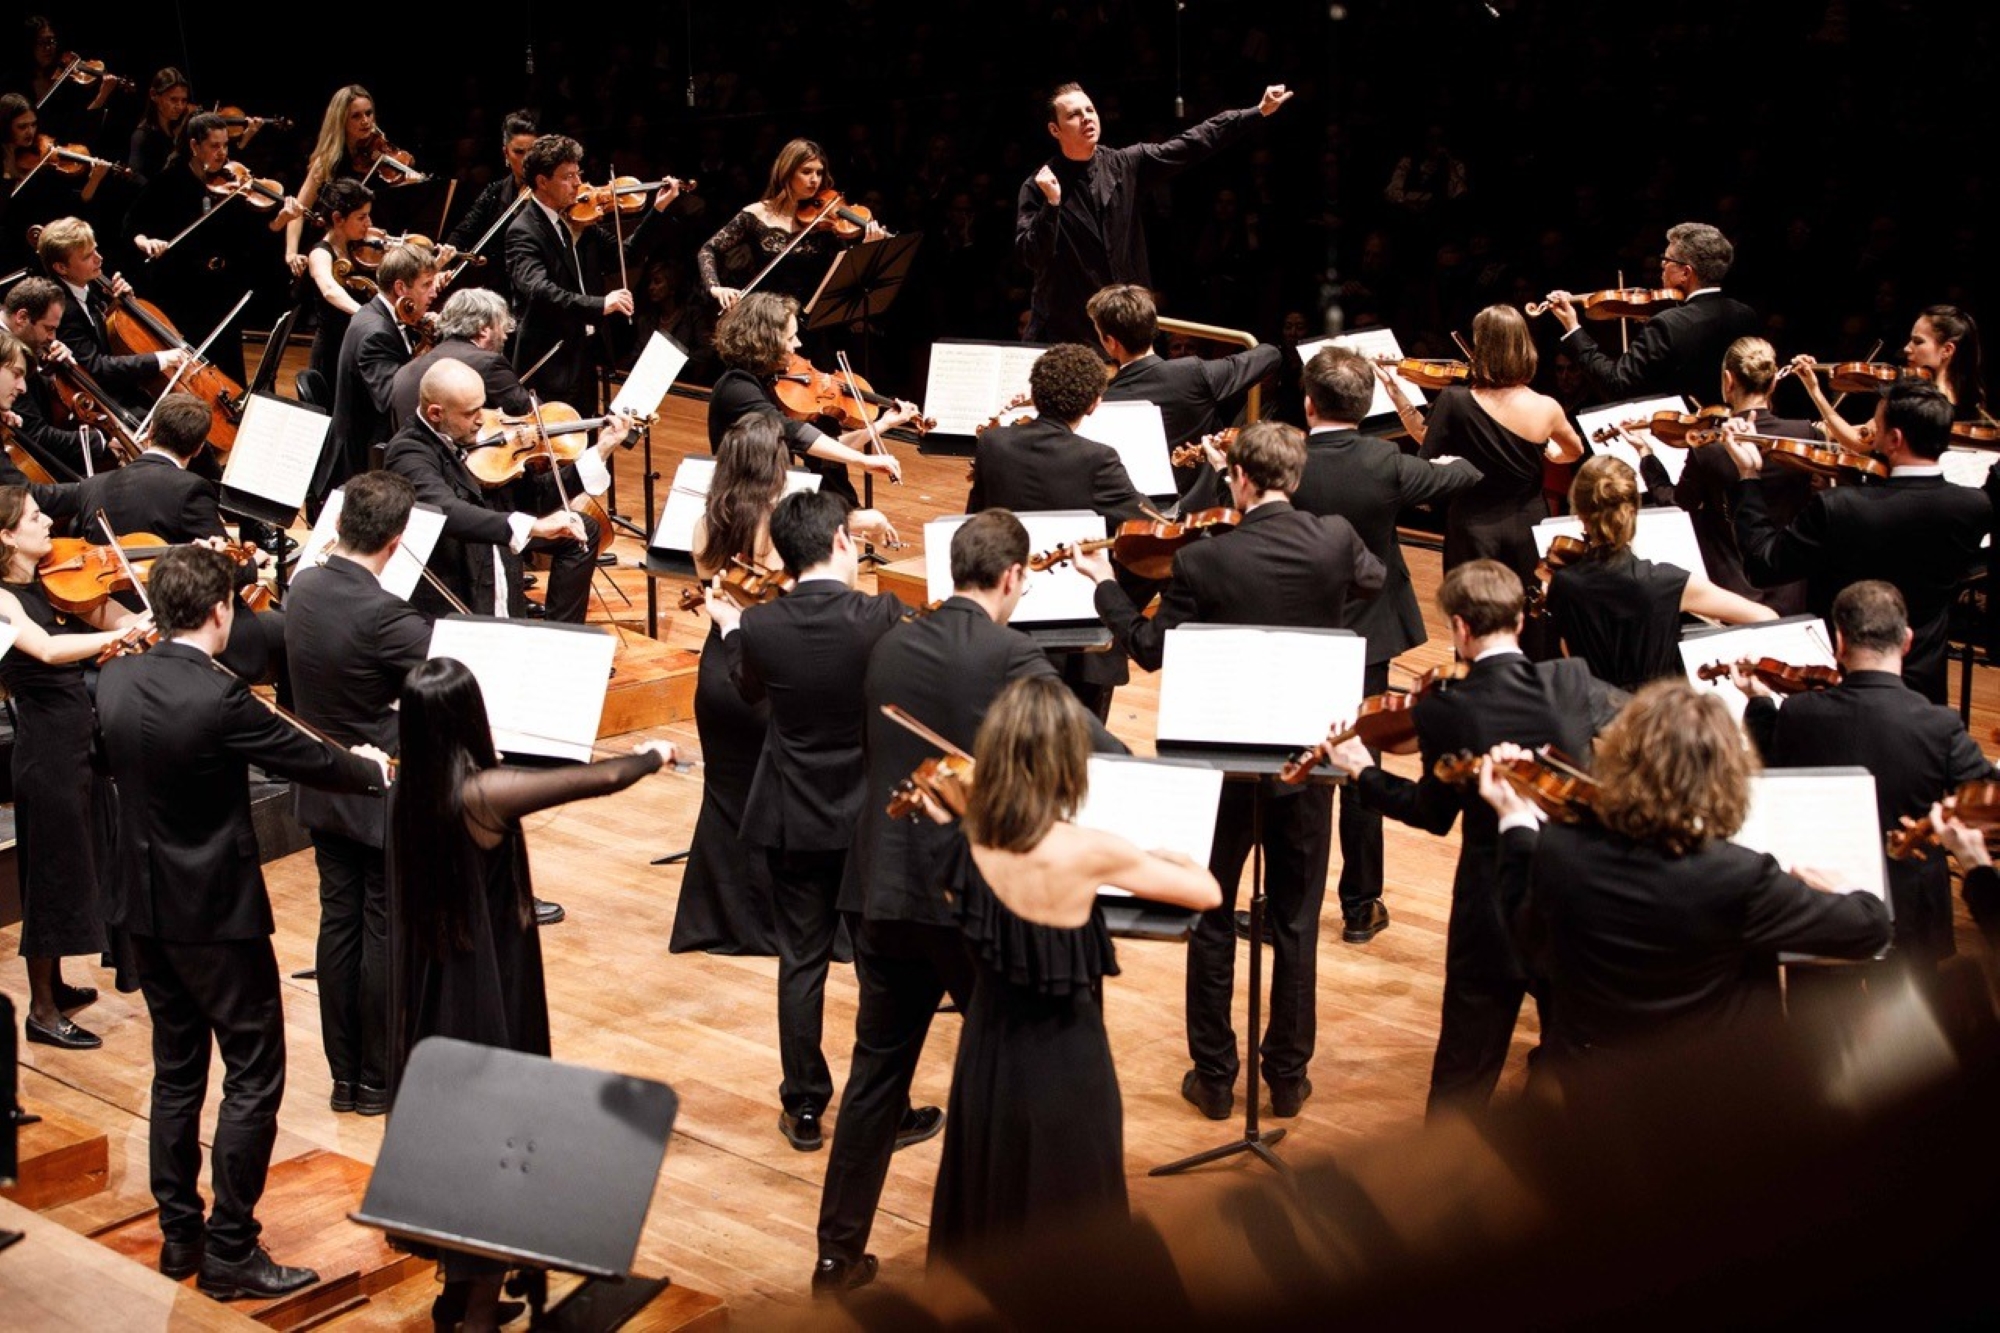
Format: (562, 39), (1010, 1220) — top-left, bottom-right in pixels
(352, 1037), (679, 1332)
(634, 544), (695, 865)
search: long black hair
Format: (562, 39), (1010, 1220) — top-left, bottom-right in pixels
(392, 657), (513, 956)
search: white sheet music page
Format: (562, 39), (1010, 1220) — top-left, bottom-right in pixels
(1578, 395), (1694, 486)
(1534, 506), (1711, 581)
(1075, 755), (1224, 897)
(1941, 446), (1998, 490)
(1734, 767), (1888, 905)
(922, 341), (1046, 437)
(221, 393), (329, 512)
(1681, 615), (1837, 721)
(650, 457), (819, 553)
(1298, 328), (1428, 419)
(609, 332), (690, 419)
(923, 511), (1105, 622)
(426, 617), (616, 762)
(296, 490), (448, 600)
(1073, 400), (1176, 496)
(1157, 625), (1366, 748)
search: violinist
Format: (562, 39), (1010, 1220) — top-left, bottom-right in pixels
(1478, 681), (1888, 1068)
(125, 67), (191, 185)
(283, 85), (383, 278)
(37, 216), (190, 415)
(1543, 223), (1759, 409)
(1736, 580), (1996, 982)
(1790, 305), (1988, 454)
(968, 340), (1148, 720)
(697, 138), (885, 314)
(442, 110), (539, 302)
(4, 277), (118, 475)
(318, 241), (439, 507)
(1076, 423), (1383, 1123)
(1, 92), (121, 272)
(1329, 560), (1625, 1119)
(709, 292), (912, 506)
(0, 484), (148, 1052)
(506, 133), (679, 411)
(301, 178), (376, 392)
(17, 17), (124, 148)
(388, 288), (530, 430)
(1727, 378), (1989, 705)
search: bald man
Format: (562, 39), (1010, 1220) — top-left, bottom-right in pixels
(380, 358), (628, 622)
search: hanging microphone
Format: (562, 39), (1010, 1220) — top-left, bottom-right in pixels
(525, 44), (535, 76)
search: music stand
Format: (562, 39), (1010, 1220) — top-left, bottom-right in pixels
(352, 1037), (679, 1332)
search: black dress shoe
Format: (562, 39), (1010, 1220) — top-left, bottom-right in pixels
(811, 1254), (878, 1297)
(1269, 1076), (1313, 1118)
(893, 1105), (944, 1151)
(355, 1084), (390, 1116)
(53, 982), (98, 1012)
(1180, 1069), (1233, 1121)
(1343, 900), (1391, 944)
(159, 1236), (205, 1279)
(534, 898), (565, 926)
(1232, 910), (1275, 944)
(26, 1015), (102, 1049)
(198, 1246), (319, 1300)
(780, 1109), (823, 1151)
(330, 1080), (357, 1113)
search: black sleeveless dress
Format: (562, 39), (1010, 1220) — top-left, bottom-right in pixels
(928, 834), (1126, 1265)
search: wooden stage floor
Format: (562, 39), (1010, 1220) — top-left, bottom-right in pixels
(5, 372), (1999, 1326)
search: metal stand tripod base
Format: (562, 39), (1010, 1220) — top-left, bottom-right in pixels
(1149, 1126), (1287, 1176)
(650, 849), (690, 866)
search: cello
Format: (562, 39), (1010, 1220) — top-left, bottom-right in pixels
(95, 278), (248, 456)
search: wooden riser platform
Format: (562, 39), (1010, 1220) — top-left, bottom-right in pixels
(0, 1196), (265, 1331)
(0, 1102), (109, 1211)
(603, 631), (700, 736)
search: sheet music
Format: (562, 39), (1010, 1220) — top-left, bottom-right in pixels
(296, 489), (448, 601)
(219, 393), (329, 512)
(1075, 755), (1224, 897)
(1074, 400), (1175, 496)
(1534, 506), (1710, 580)
(923, 511), (1105, 622)
(609, 332), (690, 419)
(1941, 446), (1998, 490)
(1733, 768), (1889, 907)
(426, 617), (617, 761)
(1578, 394), (1694, 486)
(649, 457), (819, 554)
(1157, 625), (1366, 747)
(1297, 328), (1429, 419)
(1681, 614), (1837, 721)
(921, 340), (1046, 437)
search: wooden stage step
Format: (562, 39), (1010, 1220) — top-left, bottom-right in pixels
(601, 630), (700, 736)
(875, 555), (929, 609)
(0, 1196), (264, 1331)
(91, 1149), (428, 1330)
(0, 1101), (109, 1211)
(325, 1266), (728, 1332)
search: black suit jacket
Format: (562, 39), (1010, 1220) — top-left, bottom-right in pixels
(284, 556), (433, 846)
(388, 338), (530, 430)
(381, 419), (525, 618)
(326, 297), (412, 489)
(723, 580), (909, 852)
(506, 199), (661, 405)
(12, 365), (109, 479)
(1503, 819), (1890, 1057)
(98, 640), (383, 942)
(1561, 290), (1761, 407)
(1292, 427), (1481, 664)
(1357, 652), (1626, 982)
(55, 281), (156, 408)
(966, 415), (1149, 517)
(1101, 346), (1282, 449)
(1735, 473), (1989, 702)
(63, 452), (225, 543)
(845, 597), (1127, 923)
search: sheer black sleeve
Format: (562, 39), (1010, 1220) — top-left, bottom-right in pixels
(460, 750), (663, 845)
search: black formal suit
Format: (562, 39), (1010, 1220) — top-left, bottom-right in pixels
(818, 596), (1125, 1268)
(1560, 289), (1760, 408)
(318, 296), (413, 505)
(285, 556), (432, 1091)
(506, 197), (663, 410)
(721, 579), (909, 1119)
(388, 337), (529, 430)
(1101, 345), (1282, 450)
(12, 362), (115, 479)
(1735, 471), (1990, 705)
(1502, 819), (1890, 1061)
(1355, 651), (1625, 1117)
(1744, 670), (1995, 966)
(1095, 501), (1386, 1092)
(97, 640), (382, 1260)
(1964, 865), (2000, 947)
(55, 279), (158, 413)
(1292, 426), (1483, 920)
(707, 367), (854, 505)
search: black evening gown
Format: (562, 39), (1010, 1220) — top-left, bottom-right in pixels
(1421, 386), (1549, 582)
(669, 619), (779, 954)
(1548, 549), (1692, 693)
(928, 835), (1126, 1265)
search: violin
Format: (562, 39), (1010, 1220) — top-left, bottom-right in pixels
(565, 176), (695, 225)
(676, 558), (789, 613)
(1279, 663), (1471, 782)
(887, 754), (975, 821)
(1608, 406), (1731, 448)
(461, 401), (644, 489)
(357, 130), (426, 185)
(1782, 361), (1935, 396)
(94, 277), (247, 455)
(974, 391), (1035, 437)
(49, 53), (130, 94)
(1170, 427), (1237, 470)
(392, 295), (439, 355)
(1696, 657), (1841, 696)
(14, 133), (134, 181)
(795, 189), (883, 239)
(1522, 533), (1587, 622)
(94, 623), (161, 666)
(1730, 431), (1888, 483)
(1377, 356), (1470, 391)
(1433, 745), (1601, 823)
(354, 229), (475, 267)
(1029, 508), (1243, 582)
(1950, 421), (2000, 449)
(1526, 288), (1682, 322)
(211, 106), (293, 141)
(772, 353), (934, 435)
(206, 160), (321, 225)
(1886, 780), (2000, 862)
(331, 253), (377, 300)
(37, 533), (257, 615)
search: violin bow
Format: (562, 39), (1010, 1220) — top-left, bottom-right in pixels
(130, 290), (251, 447)
(526, 393), (628, 640)
(834, 350), (897, 485)
(739, 193), (840, 301)
(35, 56), (85, 111)
(93, 510), (156, 620)
(1450, 330), (1474, 362)
(144, 175), (260, 261)
(1827, 338), (1885, 412)
(878, 703), (973, 761)
(7, 143), (59, 197)
(518, 339), (564, 387)
(446, 188), (532, 286)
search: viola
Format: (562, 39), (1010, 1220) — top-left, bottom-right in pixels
(1433, 745), (1600, 823)
(677, 558), (789, 613)
(1784, 361), (1935, 396)
(94, 277), (246, 456)
(15, 133), (134, 181)
(795, 189), (882, 239)
(1279, 663), (1471, 783)
(1729, 431), (1888, 482)
(565, 176), (695, 226)
(3, 431), (57, 486)
(332, 253), (377, 300)
(1886, 780), (2000, 862)
(772, 353), (934, 435)
(36, 532), (165, 614)
(1029, 508), (1243, 582)
(1377, 355), (1470, 391)
(1696, 657), (1841, 695)
(1526, 288), (1682, 322)
(1170, 427), (1237, 470)
(461, 401), (644, 489)
(887, 754), (975, 821)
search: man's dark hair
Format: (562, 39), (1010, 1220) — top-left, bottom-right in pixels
(4, 275), (61, 321)
(149, 394), (213, 460)
(950, 509), (1029, 591)
(1832, 580), (1909, 654)
(1029, 343), (1107, 423)
(768, 489), (853, 577)
(181, 110), (226, 154)
(336, 470), (416, 555)
(1302, 346), (1376, 422)
(1881, 380), (1952, 460)
(1046, 82), (1085, 122)
(523, 134), (582, 189)
(149, 545), (234, 635)
(1085, 284), (1157, 355)
(501, 109), (538, 143)
(1438, 559), (1527, 636)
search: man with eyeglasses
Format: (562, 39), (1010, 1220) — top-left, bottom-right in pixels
(1538, 221), (1760, 409)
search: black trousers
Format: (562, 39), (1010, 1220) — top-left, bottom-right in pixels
(134, 934), (285, 1259)
(769, 846), (849, 1116)
(1426, 971), (1530, 1120)
(312, 830), (388, 1089)
(1187, 780), (1333, 1087)
(1336, 659), (1390, 917)
(817, 919), (976, 1265)
(524, 510), (600, 624)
